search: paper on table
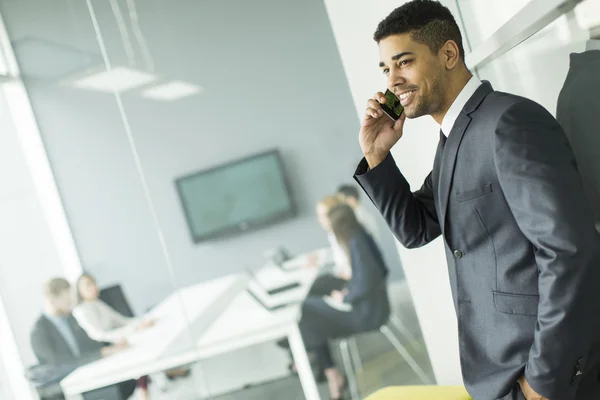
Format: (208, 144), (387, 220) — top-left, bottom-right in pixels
(322, 296), (352, 312)
(282, 247), (333, 270)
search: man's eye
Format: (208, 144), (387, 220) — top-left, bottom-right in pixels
(400, 60), (412, 66)
(383, 69), (389, 75)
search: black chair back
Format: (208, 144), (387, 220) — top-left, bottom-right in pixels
(99, 285), (135, 318)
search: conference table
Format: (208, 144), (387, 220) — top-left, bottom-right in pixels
(60, 249), (328, 400)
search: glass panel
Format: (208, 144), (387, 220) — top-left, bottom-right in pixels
(92, 0), (415, 395)
(476, 10), (589, 114)
(80, 0), (421, 396)
(457, 0), (533, 49)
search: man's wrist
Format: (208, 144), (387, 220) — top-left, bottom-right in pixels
(365, 152), (389, 170)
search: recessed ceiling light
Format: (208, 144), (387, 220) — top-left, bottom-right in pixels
(68, 66), (157, 93)
(141, 81), (203, 101)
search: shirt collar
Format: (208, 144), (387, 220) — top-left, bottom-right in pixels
(441, 76), (482, 137)
(586, 40), (600, 51)
(44, 311), (69, 324)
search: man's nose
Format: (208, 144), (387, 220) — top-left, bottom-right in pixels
(388, 70), (406, 90)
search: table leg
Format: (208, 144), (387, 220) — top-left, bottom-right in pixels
(288, 325), (321, 400)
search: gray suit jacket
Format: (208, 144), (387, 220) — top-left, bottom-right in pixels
(30, 313), (103, 366)
(354, 82), (600, 400)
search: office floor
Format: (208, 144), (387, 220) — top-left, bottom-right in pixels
(147, 281), (434, 399)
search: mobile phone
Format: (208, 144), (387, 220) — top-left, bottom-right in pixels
(379, 89), (404, 121)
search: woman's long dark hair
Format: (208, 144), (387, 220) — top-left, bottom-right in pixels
(76, 272), (96, 303)
(328, 203), (361, 252)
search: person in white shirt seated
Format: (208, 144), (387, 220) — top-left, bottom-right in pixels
(73, 273), (155, 344)
(73, 273), (190, 398)
(337, 184), (381, 245)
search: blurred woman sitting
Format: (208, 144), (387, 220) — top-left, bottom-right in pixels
(74, 273), (155, 344)
(299, 203), (390, 399)
(306, 194), (352, 296)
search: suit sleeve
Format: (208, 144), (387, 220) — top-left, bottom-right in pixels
(354, 155), (441, 249)
(493, 99), (600, 399)
(343, 237), (385, 304)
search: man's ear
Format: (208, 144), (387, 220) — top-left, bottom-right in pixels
(441, 40), (460, 70)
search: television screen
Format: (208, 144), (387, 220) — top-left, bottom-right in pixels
(175, 149), (296, 242)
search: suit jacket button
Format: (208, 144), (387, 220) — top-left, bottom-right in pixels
(453, 250), (464, 258)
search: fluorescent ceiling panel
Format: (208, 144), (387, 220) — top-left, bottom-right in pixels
(68, 66), (157, 93)
(141, 80), (203, 101)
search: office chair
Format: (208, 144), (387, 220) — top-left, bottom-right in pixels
(29, 379), (64, 400)
(99, 284), (135, 318)
(338, 314), (432, 400)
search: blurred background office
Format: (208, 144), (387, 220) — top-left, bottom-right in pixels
(0, 0), (599, 399)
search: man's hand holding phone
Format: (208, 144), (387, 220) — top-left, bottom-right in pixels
(360, 90), (406, 170)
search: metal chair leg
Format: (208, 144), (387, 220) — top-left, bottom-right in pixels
(380, 325), (432, 385)
(389, 314), (420, 351)
(347, 336), (363, 372)
(339, 339), (361, 400)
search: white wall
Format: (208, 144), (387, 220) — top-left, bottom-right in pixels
(323, 0), (463, 385)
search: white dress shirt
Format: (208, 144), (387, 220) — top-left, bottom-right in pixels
(73, 300), (140, 344)
(441, 76), (483, 137)
(586, 39), (600, 51)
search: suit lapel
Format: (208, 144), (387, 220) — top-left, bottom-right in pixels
(438, 113), (472, 232)
(437, 81), (494, 233)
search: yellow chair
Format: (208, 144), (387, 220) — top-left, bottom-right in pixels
(365, 386), (472, 400)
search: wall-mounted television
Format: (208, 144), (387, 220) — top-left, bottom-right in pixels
(175, 149), (296, 243)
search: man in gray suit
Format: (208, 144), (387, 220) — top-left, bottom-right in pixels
(353, 1), (600, 399)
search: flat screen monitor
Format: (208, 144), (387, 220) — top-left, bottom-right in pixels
(175, 149), (296, 242)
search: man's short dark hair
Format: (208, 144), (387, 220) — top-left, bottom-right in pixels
(44, 277), (71, 298)
(373, 0), (466, 62)
(337, 184), (360, 201)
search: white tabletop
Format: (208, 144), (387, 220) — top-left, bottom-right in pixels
(196, 265), (319, 358)
(247, 263), (320, 309)
(61, 273), (249, 396)
(61, 252), (326, 398)
(281, 247), (332, 270)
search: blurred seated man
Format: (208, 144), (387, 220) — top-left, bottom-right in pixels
(30, 277), (136, 400)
